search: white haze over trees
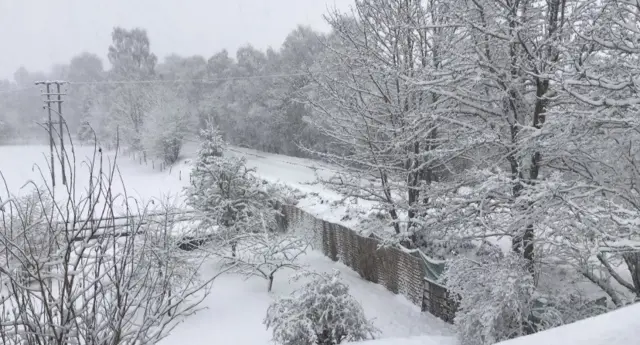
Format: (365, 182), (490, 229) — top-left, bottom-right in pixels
(1, 0), (640, 344)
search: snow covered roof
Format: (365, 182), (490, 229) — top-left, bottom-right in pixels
(495, 303), (640, 345)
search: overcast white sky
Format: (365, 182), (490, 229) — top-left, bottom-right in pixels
(0, 0), (352, 80)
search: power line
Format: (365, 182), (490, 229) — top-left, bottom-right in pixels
(0, 71), (320, 97)
(68, 72), (316, 85)
(0, 85), (38, 95)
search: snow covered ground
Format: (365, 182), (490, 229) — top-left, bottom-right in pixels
(495, 302), (640, 345)
(0, 144), (186, 207)
(346, 302), (640, 345)
(0, 144), (454, 345)
(223, 145), (381, 230)
(158, 251), (453, 345)
(347, 335), (457, 345)
(0, 142), (376, 226)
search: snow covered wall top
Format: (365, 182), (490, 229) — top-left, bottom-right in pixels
(495, 303), (640, 345)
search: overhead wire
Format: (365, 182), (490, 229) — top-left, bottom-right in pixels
(0, 70), (324, 98)
(68, 71), (316, 85)
(0, 85), (39, 95)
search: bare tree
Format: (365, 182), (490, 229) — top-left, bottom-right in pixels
(215, 227), (310, 292)
(0, 137), (220, 345)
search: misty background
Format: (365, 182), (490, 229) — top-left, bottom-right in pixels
(0, 0), (350, 79)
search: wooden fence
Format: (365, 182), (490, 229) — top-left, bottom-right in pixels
(278, 204), (457, 323)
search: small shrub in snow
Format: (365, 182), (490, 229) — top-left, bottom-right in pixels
(443, 252), (610, 345)
(264, 270), (378, 345)
(0, 189), (55, 282)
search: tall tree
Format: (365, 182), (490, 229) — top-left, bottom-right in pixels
(553, 0), (640, 304)
(11, 67), (46, 140)
(433, 0), (571, 270)
(202, 50), (235, 132)
(157, 54), (207, 123)
(270, 26), (326, 156)
(108, 27), (157, 151)
(307, 0), (462, 246)
(67, 53), (105, 139)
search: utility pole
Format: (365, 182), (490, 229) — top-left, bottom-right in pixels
(56, 82), (67, 185)
(35, 80), (68, 186)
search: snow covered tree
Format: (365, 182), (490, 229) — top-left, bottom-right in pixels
(185, 125), (277, 257)
(443, 248), (609, 345)
(108, 27), (157, 151)
(5, 67), (46, 140)
(201, 50), (236, 132)
(550, 0), (640, 304)
(266, 26), (326, 157)
(156, 54), (208, 128)
(264, 270), (378, 345)
(306, 0), (464, 247)
(198, 29), (327, 158)
(428, 0), (575, 272)
(66, 53), (105, 138)
(185, 125), (227, 218)
(142, 87), (191, 164)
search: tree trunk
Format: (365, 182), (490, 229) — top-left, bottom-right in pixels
(623, 252), (640, 299)
(268, 274), (274, 292)
(231, 241), (237, 258)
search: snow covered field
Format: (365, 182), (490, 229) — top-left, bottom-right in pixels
(0, 144), (186, 208)
(0, 144), (454, 345)
(224, 145), (381, 230)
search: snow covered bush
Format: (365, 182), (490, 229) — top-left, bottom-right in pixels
(442, 254), (537, 345)
(443, 251), (609, 345)
(134, 200), (210, 316)
(264, 270), (378, 345)
(0, 189), (55, 283)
